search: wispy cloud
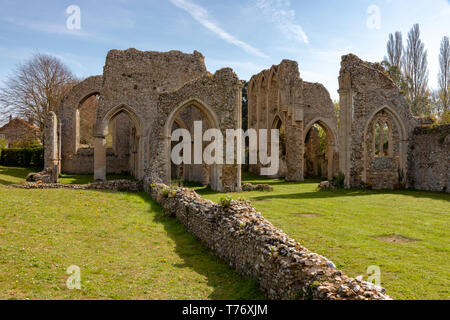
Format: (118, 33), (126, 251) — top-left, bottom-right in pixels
(1, 16), (93, 37)
(169, 0), (268, 58)
(1, 16), (131, 47)
(255, 0), (308, 44)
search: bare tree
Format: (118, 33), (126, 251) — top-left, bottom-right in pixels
(0, 53), (77, 134)
(438, 36), (450, 114)
(404, 24), (429, 104)
(386, 31), (403, 67)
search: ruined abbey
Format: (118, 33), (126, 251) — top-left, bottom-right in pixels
(43, 48), (449, 193)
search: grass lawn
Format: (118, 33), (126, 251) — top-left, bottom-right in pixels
(1, 166), (449, 300)
(194, 172), (450, 300)
(0, 166), (263, 300)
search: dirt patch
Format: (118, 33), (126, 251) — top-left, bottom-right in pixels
(292, 212), (324, 217)
(374, 235), (417, 243)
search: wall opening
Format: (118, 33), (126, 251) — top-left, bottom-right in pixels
(304, 122), (334, 180)
(103, 110), (140, 179)
(272, 116), (286, 178)
(168, 104), (213, 187)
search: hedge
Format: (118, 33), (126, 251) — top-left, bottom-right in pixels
(0, 147), (44, 168)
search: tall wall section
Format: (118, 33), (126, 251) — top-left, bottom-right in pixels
(338, 54), (417, 189)
(408, 125), (450, 192)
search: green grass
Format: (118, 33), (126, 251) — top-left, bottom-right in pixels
(194, 172), (450, 300)
(2, 167), (449, 300)
(59, 173), (137, 185)
(0, 166), (263, 300)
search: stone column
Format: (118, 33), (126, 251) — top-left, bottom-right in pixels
(44, 112), (58, 168)
(285, 120), (304, 181)
(94, 135), (107, 181)
(338, 88), (352, 188)
(327, 143), (335, 181)
(44, 112), (59, 183)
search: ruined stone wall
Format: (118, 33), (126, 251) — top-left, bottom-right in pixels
(148, 68), (242, 192)
(408, 125), (450, 193)
(61, 148), (134, 175)
(58, 76), (103, 174)
(96, 48), (207, 131)
(176, 106), (211, 185)
(248, 61), (337, 181)
(304, 127), (321, 178)
(92, 49), (209, 181)
(145, 181), (390, 300)
(338, 54), (417, 189)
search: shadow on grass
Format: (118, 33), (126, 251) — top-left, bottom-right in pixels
(0, 166), (34, 185)
(59, 173), (137, 185)
(135, 191), (264, 300)
(249, 188), (450, 202)
(241, 171), (450, 202)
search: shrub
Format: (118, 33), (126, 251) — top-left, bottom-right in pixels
(219, 195), (233, 208)
(332, 171), (346, 189)
(0, 147), (44, 168)
(0, 137), (7, 150)
(161, 188), (171, 198)
(361, 181), (373, 190)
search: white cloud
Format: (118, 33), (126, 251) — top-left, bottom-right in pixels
(170, 0), (268, 58)
(255, 0), (308, 44)
(0, 16), (132, 48)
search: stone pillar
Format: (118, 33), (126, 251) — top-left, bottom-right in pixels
(338, 87), (352, 188)
(327, 143), (335, 181)
(44, 112), (58, 168)
(44, 112), (59, 182)
(94, 135), (107, 181)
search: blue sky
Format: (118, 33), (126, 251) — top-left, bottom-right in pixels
(0, 0), (449, 100)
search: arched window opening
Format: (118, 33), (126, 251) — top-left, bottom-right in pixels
(382, 122), (390, 156)
(374, 120), (391, 158)
(104, 110), (139, 179)
(273, 117), (286, 157)
(374, 122), (382, 157)
(169, 104), (212, 187)
(78, 94), (99, 148)
(304, 123), (330, 179)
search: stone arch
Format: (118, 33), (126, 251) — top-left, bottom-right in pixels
(94, 104), (144, 181)
(248, 78), (258, 130)
(75, 92), (100, 151)
(364, 105), (407, 142)
(304, 117), (338, 144)
(258, 75), (268, 131)
(303, 118), (337, 180)
(362, 105), (407, 188)
(163, 98), (221, 190)
(270, 114), (287, 177)
(58, 75), (103, 157)
(268, 69), (279, 123)
(99, 104), (143, 137)
(170, 118), (189, 180)
(271, 114), (283, 129)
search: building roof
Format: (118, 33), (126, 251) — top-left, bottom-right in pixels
(0, 117), (41, 134)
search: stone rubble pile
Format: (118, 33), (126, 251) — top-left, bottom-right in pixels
(15, 180), (143, 192)
(26, 168), (57, 184)
(146, 182), (391, 300)
(318, 181), (335, 191)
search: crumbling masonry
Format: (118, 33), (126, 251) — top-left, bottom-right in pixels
(35, 49), (449, 300)
(44, 49), (448, 192)
(53, 49), (243, 192)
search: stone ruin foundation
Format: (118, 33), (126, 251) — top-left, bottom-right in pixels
(32, 49), (450, 299)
